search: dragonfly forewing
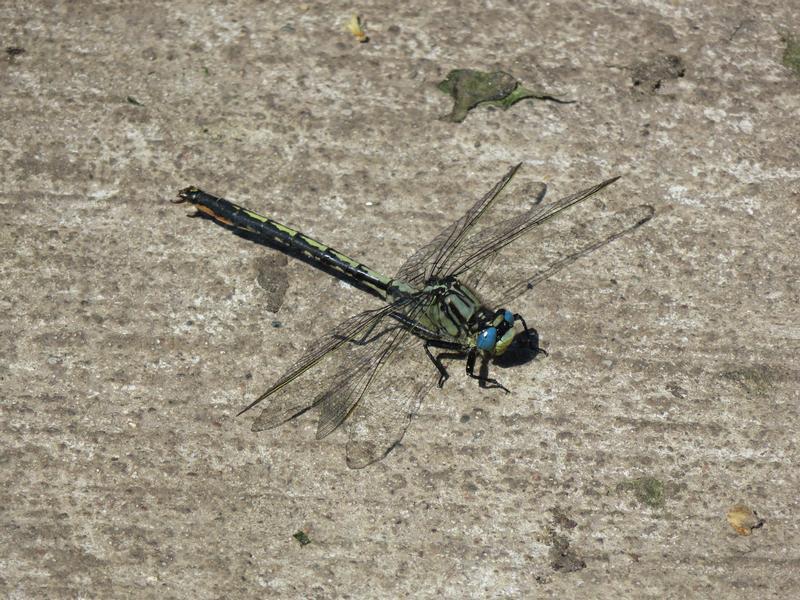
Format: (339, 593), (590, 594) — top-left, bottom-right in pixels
(461, 180), (548, 291)
(394, 163), (521, 286)
(491, 203), (655, 304)
(442, 177), (623, 281)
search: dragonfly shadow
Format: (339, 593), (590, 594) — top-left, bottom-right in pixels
(492, 327), (547, 370)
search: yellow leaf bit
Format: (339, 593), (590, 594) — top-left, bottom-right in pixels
(347, 14), (369, 43)
(726, 504), (765, 536)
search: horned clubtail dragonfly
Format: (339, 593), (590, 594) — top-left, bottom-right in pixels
(175, 164), (653, 467)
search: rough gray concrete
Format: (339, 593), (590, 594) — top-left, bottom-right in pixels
(2, 1), (799, 598)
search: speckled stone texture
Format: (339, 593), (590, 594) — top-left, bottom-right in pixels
(2, 1), (798, 598)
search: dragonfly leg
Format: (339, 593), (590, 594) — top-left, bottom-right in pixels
(514, 314), (548, 356)
(424, 341), (452, 387)
(466, 349), (510, 393)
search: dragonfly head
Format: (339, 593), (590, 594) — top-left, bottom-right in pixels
(475, 309), (516, 356)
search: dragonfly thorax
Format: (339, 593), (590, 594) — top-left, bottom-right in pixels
(414, 277), (518, 356)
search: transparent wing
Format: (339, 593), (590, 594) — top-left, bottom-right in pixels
(474, 203), (655, 306)
(311, 308), (420, 440)
(345, 339), (440, 468)
(461, 180), (548, 290)
(395, 163), (522, 286)
(243, 304), (397, 426)
(249, 297), (440, 468)
(442, 177), (623, 282)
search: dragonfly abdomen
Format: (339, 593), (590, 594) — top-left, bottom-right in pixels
(176, 187), (393, 298)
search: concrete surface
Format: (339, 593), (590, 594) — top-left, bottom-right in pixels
(2, 1), (799, 598)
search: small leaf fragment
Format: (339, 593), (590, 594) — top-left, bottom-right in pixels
(436, 69), (574, 123)
(783, 35), (800, 76)
(726, 504), (764, 536)
(346, 14), (369, 43)
(293, 530), (312, 545)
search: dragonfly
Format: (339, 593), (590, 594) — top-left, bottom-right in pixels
(174, 164), (653, 468)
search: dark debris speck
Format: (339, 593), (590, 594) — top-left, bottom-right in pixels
(293, 530), (311, 546)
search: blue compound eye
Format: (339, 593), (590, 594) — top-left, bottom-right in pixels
(476, 327), (497, 351)
(503, 309), (514, 324)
